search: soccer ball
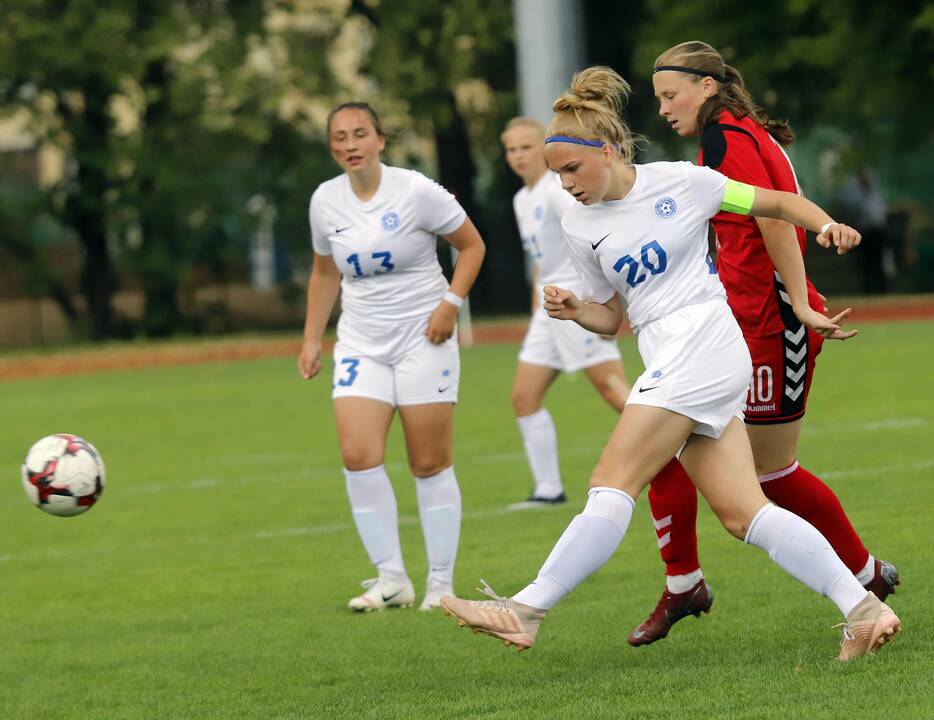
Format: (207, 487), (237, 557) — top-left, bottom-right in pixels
(21, 434), (106, 517)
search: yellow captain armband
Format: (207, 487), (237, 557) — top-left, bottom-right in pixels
(720, 179), (756, 215)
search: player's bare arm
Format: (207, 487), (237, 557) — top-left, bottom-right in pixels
(530, 263), (541, 312)
(543, 285), (622, 335)
(754, 218), (857, 341)
(299, 252), (341, 378)
(425, 217), (485, 344)
(725, 181), (859, 341)
(746, 184), (862, 255)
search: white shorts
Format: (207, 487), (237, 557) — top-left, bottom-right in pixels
(518, 308), (621, 373)
(628, 298), (752, 439)
(332, 321), (459, 406)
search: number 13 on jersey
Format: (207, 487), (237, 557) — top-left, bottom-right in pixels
(346, 251), (395, 278)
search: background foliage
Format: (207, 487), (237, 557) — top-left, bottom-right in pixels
(1, 0), (931, 342)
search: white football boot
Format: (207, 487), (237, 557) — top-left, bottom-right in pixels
(347, 574), (416, 612)
(419, 576), (454, 611)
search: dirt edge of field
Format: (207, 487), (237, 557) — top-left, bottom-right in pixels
(3, 296), (933, 382)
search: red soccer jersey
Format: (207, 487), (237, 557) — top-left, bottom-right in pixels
(698, 110), (822, 337)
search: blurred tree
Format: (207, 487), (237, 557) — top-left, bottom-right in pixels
(344, 0), (528, 314)
(0, 0), (337, 338)
(5, 0), (927, 342)
(602, 0), (934, 164)
(0, 2), (129, 338)
(0, 166), (79, 328)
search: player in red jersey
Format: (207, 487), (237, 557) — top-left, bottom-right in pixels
(623, 41), (900, 646)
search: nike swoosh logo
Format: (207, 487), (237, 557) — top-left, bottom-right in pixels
(591, 233), (611, 250)
(382, 589), (403, 602)
(638, 386), (659, 393)
(438, 385), (452, 393)
(335, 226), (352, 233)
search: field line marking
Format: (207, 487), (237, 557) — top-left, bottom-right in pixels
(819, 458), (934, 480)
(2, 418), (929, 508)
(216, 417), (928, 466)
(802, 417), (926, 434)
(2, 457), (930, 562)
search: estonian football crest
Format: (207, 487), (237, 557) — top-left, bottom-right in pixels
(381, 211), (401, 232)
(654, 197), (677, 219)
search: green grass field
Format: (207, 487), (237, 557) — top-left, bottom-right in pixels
(2, 320), (932, 720)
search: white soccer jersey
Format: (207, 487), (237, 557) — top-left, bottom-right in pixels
(513, 172), (580, 291)
(561, 161), (728, 332)
(309, 164), (467, 331)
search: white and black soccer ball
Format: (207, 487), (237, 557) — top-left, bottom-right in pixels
(21, 434), (106, 517)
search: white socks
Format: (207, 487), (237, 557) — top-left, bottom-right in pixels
(745, 503), (869, 617)
(344, 465), (406, 577)
(855, 553), (877, 586)
(346, 464), (463, 586)
(517, 409), (563, 499)
(415, 466), (462, 585)
(667, 569), (704, 594)
(513, 487), (635, 610)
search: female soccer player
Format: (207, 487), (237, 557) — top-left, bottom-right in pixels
(440, 68), (900, 661)
(299, 102), (485, 612)
(627, 41), (899, 645)
(503, 117), (694, 508)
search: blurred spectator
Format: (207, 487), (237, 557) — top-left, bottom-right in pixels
(838, 169), (893, 294)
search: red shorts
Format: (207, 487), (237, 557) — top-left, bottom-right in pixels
(743, 326), (824, 424)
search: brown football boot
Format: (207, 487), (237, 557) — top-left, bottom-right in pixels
(862, 559), (900, 602)
(628, 579), (713, 646)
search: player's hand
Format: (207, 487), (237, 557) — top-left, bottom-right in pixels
(794, 305), (858, 341)
(298, 340), (323, 379)
(817, 292), (829, 312)
(543, 285), (581, 321)
(816, 223), (861, 255)
(426, 301), (457, 344)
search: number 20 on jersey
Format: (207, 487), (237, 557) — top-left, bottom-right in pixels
(613, 240), (667, 287)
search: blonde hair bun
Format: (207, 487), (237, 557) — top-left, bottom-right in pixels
(547, 66), (641, 164)
(553, 66), (631, 115)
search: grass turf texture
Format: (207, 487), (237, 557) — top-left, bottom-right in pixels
(1, 320), (932, 720)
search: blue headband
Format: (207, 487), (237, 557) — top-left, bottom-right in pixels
(545, 135), (605, 148)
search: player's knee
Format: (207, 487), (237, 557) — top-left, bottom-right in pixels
(588, 464), (640, 497)
(716, 511), (751, 540)
(341, 445), (384, 472)
(409, 455), (450, 478)
(510, 387), (540, 416)
(590, 374), (628, 411)
(599, 384), (627, 411)
(753, 453), (796, 478)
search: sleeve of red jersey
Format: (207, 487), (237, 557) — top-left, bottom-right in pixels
(701, 123), (774, 191)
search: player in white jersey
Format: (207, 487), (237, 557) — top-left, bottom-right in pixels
(299, 102), (485, 612)
(501, 117), (628, 507)
(441, 68), (900, 661)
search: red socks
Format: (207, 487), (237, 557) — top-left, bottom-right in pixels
(647, 459), (700, 576)
(646, 458), (872, 578)
(758, 461), (870, 574)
